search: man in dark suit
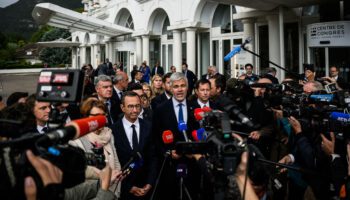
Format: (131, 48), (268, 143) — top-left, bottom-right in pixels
(182, 63), (197, 96)
(130, 69), (143, 84)
(201, 66), (213, 80)
(26, 94), (51, 134)
(112, 71), (129, 119)
(151, 72), (172, 110)
(151, 62), (164, 77)
(189, 79), (218, 110)
(95, 75), (120, 125)
(328, 66), (348, 89)
(111, 91), (157, 200)
(152, 72), (200, 200)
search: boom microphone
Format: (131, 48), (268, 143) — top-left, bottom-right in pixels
(40, 115), (107, 143)
(224, 37), (252, 62)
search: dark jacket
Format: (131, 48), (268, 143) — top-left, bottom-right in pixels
(111, 118), (157, 200)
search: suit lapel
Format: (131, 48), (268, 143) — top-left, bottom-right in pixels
(117, 120), (133, 152)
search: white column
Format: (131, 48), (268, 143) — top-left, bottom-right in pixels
(80, 46), (86, 66)
(173, 29), (182, 72)
(142, 35), (149, 64)
(266, 15), (281, 80)
(186, 28), (196, 73)
(278, 6), (285, 81)
(72, 47), (77, 69)
(135, 36), (142, 65)
(241, 19), (255, 72)
(105, 42), (109, 60)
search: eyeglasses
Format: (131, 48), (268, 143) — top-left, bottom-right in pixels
(126, 104), (141, 110)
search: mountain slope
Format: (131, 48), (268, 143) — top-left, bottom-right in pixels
(0, 0), (82, 39)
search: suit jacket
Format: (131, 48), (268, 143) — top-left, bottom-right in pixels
(201, 74), (210, 80)
(184, 70), (197, 96)
(336, 76), (348, 89)
(152, 99), (200, 200)
(111, 118), (157, 200)
(150, 92), (169, 110)
(188, 98), (219, 110)
(151, 66), (164, 77)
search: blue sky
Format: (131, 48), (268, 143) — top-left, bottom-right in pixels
(0, 0), (18, 8)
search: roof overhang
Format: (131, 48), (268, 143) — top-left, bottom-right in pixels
(212, 0), (332, 11)
(32, 3), (133, 37)
(37, 38), (81, 48)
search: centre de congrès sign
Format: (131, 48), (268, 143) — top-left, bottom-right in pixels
(307, 21), (350, 47)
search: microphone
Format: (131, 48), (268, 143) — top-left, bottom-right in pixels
(330, 112), (350, 123)
(224, 37), (252, 62)
(162, 130), (174, 144)
(121, 152), (143, 172)
(309, 94), (334, 103)
(176, 163), (188, 178)
(41, 115), (107, 143)
(194, 108), (205, 121)
(178, 121), (189, 142)
(229, 106), (255, 128)
(192, 128), (207, 141)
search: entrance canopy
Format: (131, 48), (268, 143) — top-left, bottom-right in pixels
(32, 3), (133, 37)
(214, 0), (332, 11)
(37, 38), (81, 48)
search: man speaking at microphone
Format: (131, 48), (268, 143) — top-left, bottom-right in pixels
(152, 72), (200, 200)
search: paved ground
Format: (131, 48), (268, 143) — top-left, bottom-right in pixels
(0, 73), (40, 103)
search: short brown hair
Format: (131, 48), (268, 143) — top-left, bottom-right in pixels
(80, 98), (106, 117)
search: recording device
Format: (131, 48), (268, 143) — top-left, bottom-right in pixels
(325, 83), (338, 93)
(36, 69), (84, 103)
(224, 37), (252, 62)
(85, 145), (106, 170)
(178, 121), (189, 142)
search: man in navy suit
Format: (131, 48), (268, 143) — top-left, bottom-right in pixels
(151, 61), (164, 77)
(95, 75), (120, 125)
(189, 79), (218, 110)
(111, 91), (157, 200)
(182, 63), (197, 96)
(152, 72), (200, 200)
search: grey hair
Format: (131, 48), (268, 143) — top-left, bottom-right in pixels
(94, 75), (112, 86)
(169, 72), (188, 87)
(113, 73), (124, 84)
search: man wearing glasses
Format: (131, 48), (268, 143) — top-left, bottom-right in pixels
(111, 91), (157, 200)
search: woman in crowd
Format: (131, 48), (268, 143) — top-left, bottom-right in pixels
(150, 74), (163, 99)
(142, 82), (153, 100)
(69, 98), (122, 197)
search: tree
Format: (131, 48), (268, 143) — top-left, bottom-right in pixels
(39, 28), (72, 66)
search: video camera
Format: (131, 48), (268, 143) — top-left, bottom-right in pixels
(0, 69), (97, 199)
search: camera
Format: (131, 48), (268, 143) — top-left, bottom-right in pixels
(85, 146), (106, 170)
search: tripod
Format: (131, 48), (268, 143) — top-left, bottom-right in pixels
(177, 164), (192, 200)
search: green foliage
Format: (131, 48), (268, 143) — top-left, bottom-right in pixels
(30, 25), (52, 43)
(39, 28), (72, 65)
(0, 32), (7, 49)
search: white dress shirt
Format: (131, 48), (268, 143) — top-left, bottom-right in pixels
(172, 98), (188, 123)
(122, 117), (140, 149)
(197, 99), (210, 108)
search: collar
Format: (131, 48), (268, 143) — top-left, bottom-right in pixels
(139, 108), (144, 119)
(172, 98), (186, 108)
(165, 92), (172, 99)
(114, 86), (122, 94)
(197, 99), (209, 108)
(122, 116), (140, 128)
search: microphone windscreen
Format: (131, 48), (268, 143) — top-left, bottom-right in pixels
(192, 130), (199, 141)
(69, 115), (107, 139)
(330, 112), (350, 122)
(162, 130), (174, 144)
(178, 121), (187, 132)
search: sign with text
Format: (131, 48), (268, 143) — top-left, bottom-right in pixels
(307, 21), (350, 47)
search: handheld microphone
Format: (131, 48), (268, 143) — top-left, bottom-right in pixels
(194, 108), (205, 121)
(41, 115), (107, 143)
(309, 94), (334, 103)
(224, 37), (252, 62)
(121, 152), (143, 172)
(178, 121), (189, 142)
(176, 163), (188, 178)
(330, 112), (350, 123)
(192, 128), (207, 141)
(162, 130), (174, 144)
(230, 107), (255, 128)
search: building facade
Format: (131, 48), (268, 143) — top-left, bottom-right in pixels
(38, 0), (349, 81)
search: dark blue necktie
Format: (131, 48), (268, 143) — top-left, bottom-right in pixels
(131, 124), (139, 151)
(178, 103), (184, 123)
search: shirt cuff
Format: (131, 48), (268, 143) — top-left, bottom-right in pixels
(288, 154), (295, 164)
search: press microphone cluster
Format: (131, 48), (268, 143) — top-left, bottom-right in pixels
(39, 115), (107, 143)
(192, 128), (207, 142)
